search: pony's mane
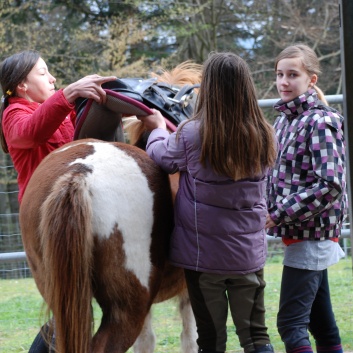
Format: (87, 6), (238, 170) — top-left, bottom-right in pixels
(124, 61), (202, 146)
(151, 61), (202, 86)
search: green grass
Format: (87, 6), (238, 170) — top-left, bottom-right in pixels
(1, 258), (352, 353)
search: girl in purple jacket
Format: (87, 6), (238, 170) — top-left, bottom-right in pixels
(139, 52), (277, 353)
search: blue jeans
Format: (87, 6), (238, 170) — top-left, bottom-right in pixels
(277, 266), (341, 352)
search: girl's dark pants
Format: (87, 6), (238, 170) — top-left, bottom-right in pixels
(184, 268), (271, 353)
(277, 266), (341, 353)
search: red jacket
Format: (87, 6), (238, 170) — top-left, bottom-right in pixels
(2, 89), (75, 202)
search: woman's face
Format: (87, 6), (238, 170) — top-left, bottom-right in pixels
(20, 57), (56, 103)
(276, 57), (317, 103)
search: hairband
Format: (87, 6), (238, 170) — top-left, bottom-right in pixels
(1, 89), (13, 103)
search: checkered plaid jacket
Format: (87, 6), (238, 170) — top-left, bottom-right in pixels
(267, 89), (347, 240)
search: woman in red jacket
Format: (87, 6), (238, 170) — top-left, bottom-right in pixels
(0, 50), (117, 352)
(0, 50), (116, 202)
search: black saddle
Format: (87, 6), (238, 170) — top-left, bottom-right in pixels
(74, 78), (199, 142)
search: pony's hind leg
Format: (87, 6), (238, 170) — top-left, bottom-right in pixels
(132, 292), (198, 353)
(92, 304), (149, 353)
(133, 311), (156, 353)
(179, 289), (198, 353)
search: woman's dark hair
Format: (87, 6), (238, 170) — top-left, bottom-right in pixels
(0, 50), (40, 153)
(191, 52), (276, 180)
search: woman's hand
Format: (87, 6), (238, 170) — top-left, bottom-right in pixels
(63, 74), (117, 104)
(137, 109), (167, 131)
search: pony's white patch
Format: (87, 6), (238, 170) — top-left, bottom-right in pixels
(69, 142), (154, 289)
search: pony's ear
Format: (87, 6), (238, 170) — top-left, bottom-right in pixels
(74, 89), (152, 142)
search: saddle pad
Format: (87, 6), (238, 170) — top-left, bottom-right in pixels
(74, 89), (153, 141)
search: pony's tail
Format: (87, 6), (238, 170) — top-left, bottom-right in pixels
(40, 173), (94, 353)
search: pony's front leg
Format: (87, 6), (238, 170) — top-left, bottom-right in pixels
(179, 289), (198, 353)
(133, 311), (156, 353)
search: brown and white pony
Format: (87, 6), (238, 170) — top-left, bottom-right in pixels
(19, 62), (202, 353)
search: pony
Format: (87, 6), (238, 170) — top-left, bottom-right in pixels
(19, 62), (202, 353)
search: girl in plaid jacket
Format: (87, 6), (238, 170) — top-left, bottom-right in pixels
(266, 44), (346, 353)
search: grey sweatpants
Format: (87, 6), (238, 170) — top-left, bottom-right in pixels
(184, 269), (271, 353)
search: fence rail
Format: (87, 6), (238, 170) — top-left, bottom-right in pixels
(258, 94), (343, 108)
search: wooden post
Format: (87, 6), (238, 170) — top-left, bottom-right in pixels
(339, 0), (353, 270)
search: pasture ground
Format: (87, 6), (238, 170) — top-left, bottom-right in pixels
(0, 256), (352, 353)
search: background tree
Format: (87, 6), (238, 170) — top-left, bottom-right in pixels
(0, 0), (158, 85)
(248, 0), (341, 99)
(145, 0), (341, 102)
(0, 0), (342, 92)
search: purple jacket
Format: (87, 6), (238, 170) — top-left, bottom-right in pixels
(146, 119), (268, 274)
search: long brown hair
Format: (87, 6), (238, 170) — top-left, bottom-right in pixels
(0, 50), (40, 153)
(274, 44), (328, 105)
(191, 52), (276, 180)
